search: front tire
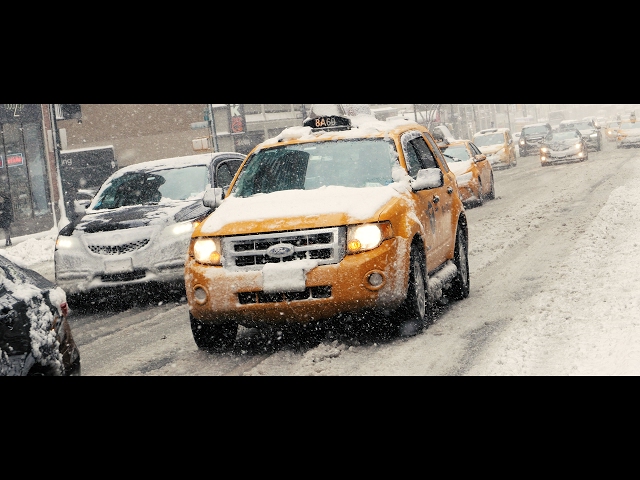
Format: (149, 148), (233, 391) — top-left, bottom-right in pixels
(486, 173), (496, 200)
(395, 244), (430, 334)
(190, 313), (238, 352)
(449, 222), (470, 301)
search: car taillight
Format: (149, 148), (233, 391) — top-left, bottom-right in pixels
(60, 302), (69, 316)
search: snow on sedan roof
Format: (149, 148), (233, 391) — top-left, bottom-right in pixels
(117, 153), (218, 175)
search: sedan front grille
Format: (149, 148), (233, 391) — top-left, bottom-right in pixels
(221, 227), (345, 272)
(88, 239), (150, 256)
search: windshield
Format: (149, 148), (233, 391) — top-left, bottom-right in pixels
(561, 122), (593, 130)
(91, 165), (209, 210)
(440, 145), (471, 161)
(522, 125), (549, 135)
(232, 138), (397, 197)
(473, 133), (504, 147)
(545, 131), (580, 141)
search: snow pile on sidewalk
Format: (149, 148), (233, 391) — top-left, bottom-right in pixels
(0, 228), (57, 268)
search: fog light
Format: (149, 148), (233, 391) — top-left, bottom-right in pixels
(368, 272), (384, 287)
(194, 286), (207, 304)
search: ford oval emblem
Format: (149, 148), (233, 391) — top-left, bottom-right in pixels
(266, 243), (295, 258)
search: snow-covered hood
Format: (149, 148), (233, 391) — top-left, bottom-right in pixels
(546, 139), (581, 151)
(76, 200), (209, 234)
(447, 160), (473, 177)
(478, 144), (504, 155)
(199, 185), (404, 236)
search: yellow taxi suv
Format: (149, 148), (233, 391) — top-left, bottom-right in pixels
(184, 105), (470, 351)
(440, 139), (495, 208)
(471, 128), (517, 169)
(604, 120), (620, 142)
(616, 119), (640, 149)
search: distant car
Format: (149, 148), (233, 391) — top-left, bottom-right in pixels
(472, 128), (517, 169)
(1, 255), (80, 376)
(558, 119), (602, 151)
(519, 122), (553, 157)
(604, 120), (620, 142)
(440, 139), (495, 207)
(540, 129), (588, 166)
(54, 152), (245, 298)
(616, 120), (640, 148)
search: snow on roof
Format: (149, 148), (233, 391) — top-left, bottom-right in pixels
(115, 152), (231, 176)
(60, 145), (115, 154)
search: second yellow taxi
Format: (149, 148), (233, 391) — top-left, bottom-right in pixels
(440, 139), (495, 207)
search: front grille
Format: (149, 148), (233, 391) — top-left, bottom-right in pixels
(222, 227), (345, 272)
(88, 239), (150, 256)
(100, 270), (146, 282)
(238, 286), (332, 304)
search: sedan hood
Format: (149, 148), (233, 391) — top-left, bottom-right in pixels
(546, 140), (579, 150)
(77, 200), (209, 234)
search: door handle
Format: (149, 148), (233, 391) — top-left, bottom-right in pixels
(433, 195), (440, 204)
(447, 186), (453, 194)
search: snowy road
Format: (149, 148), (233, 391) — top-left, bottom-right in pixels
(56, 140), (640, 375)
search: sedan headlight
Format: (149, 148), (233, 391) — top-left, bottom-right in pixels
(575, 143), (583, 149)
(346, 222), (393, 254)
(540, 147), (548, 153)
(172, 220), (196, 236)
(590, 133), (598, 137)
(519, 139), (525, 145)
(192, 238), (222, 265)
(55, 236), (79, 251)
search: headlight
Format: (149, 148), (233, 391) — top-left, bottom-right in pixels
(575, 143), (583, 149)
(346, 222), (393, 254)
(55, 237), (77, 250)
(590, 133), (598, 137)
(192, 238), (222, 265)
(456, 172), (473, 186)
(541, 147), (548, 153)
(519, 139), (525, 145)
(172, 221), (195, 236)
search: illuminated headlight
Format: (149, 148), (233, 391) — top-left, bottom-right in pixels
(456, 172), (473, 186)
(540, 147), (548, 153)
(590, 133), (598, 137)
(575, 143), (583, 149)
(172, 221), (195, 236)
(520, 139), (525, 145)
(192, 238), (222, 265)
(55, 236), (78, 250)
(346, 222), (393, 254)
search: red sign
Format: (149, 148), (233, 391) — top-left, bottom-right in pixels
(0, 153), (24, 168)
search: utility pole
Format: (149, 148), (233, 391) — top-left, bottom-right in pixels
(207, 104), (219, 152)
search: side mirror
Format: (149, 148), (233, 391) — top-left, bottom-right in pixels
(475, 154), (487, 162)
(411, 168), (444, 191)
(203, 187), (224, 209)
(74, 201), (88, 216)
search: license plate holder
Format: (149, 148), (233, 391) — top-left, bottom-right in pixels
(104, 258), (133, 274)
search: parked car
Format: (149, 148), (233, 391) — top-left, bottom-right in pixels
(440, 139), (495, 207)
(616, 120), (640, 148)
(54, 152), (245, 298)
(518, 122), (553, 156)
(185, 107), (470, 351)
(540, 129), (588, 166)
(472, 128), (517, 169)
(1, 254), (80, 376)
(558, 119), (602, 151)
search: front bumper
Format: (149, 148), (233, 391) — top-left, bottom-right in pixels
(55, 226), (193, 294)
(185, 237), (409, 327)
(540, 149), (586, 165)
(617, 136), (640, 148)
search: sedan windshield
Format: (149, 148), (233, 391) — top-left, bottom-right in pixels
(233, 139), (397, 197)
(91, 165), (209, 210)
(473, 133), (504, 147)
(545, 131), (580, 141)
(522, 125), (549, 135)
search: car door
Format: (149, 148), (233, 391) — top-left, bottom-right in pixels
(469, 141), (491, 191)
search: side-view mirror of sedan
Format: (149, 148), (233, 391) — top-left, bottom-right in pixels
(203, 187), (225, 209)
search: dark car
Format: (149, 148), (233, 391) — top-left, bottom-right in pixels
(1, 255), (81, 376)
(54, 152), (245, 298)
(539, 129), (588, 167)
(519, 122), (552, 156)
(558, 119), (602, 152)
